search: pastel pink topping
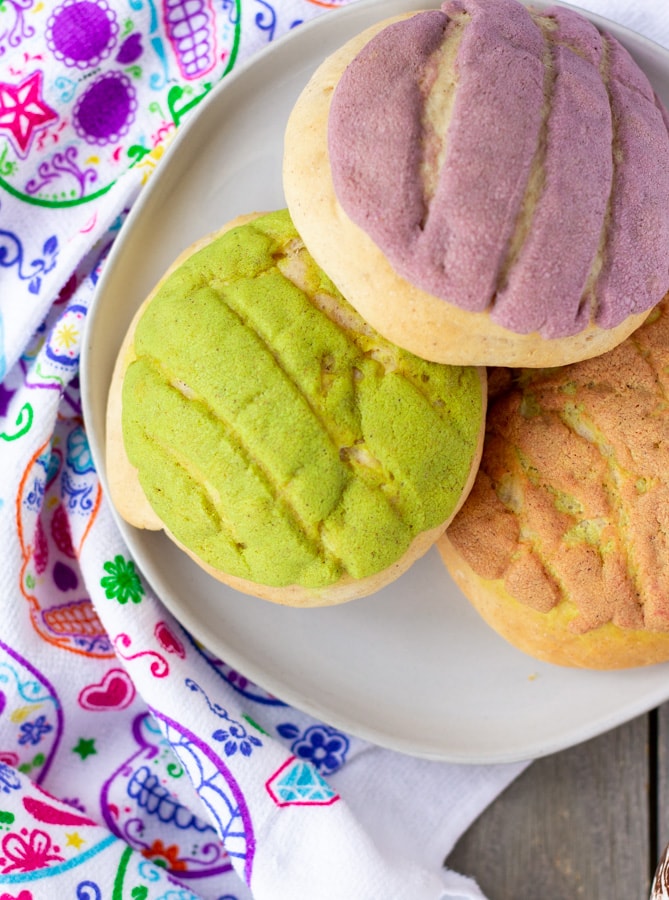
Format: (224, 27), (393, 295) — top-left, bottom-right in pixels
(328, 0), (669, 338)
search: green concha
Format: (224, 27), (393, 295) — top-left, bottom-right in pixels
(122, 209), (484, 588)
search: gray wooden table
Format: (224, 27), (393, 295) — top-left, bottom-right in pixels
(445, 703), (669, 899)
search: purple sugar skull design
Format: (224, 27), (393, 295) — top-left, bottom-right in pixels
(46, 0), (119, 70)
(0, 0), (240, 207)
(101, 713), (233, 883)
(0, 636), (63, 785)
(163, 0), (216, 80)
(73, 72), (137, 146)
(154, 710), (256, 885)
(18, 421), (110, 659)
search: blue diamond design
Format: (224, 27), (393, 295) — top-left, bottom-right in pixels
(273, 760), (337, 805)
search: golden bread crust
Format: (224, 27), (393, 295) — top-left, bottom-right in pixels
(439, 296), (669, 668)
(439, 535), (669, 669)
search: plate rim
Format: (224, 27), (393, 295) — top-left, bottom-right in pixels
(82, 0), (669, 764)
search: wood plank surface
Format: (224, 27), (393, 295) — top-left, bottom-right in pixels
(656, 704), (669, 874)
(446, 711), (652, 900)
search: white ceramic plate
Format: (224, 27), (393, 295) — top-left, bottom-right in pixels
(82, 0), (669, 764)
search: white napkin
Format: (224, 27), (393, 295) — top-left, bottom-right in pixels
(575, 0), (669, 48)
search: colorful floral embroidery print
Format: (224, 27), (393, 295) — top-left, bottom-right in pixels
(140, 839), (187, 871)
(211, 721), (262, 759)
(100, 555), (144, 604)
(0, 827), (65, 873)
(66, 425), (95, 474)
(0, 764), (21, 795)
(0, 222), (58, 295)
(277, 723), (350, 775)
(184, 678), (263, 758)
(184, 678), (262, 756)
(0, 0), (242, 207)
(100, 712), (232, 883)
(17, 715), (53, 747)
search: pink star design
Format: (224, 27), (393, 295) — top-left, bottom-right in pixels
(0, 71), (58, 157)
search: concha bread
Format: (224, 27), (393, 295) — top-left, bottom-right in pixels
(283, 0), (669, 368)
(439, 294), (669, 668)
(107, 210), (487, 607)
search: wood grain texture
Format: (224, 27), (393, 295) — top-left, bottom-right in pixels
(655, 704), (669, 870)
(446, 714), (651, 899)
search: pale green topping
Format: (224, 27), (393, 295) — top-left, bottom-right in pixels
(122, 210), (483, 587)
(516, 449), (540, 486)
(549, 488), (583, 517)
(496, 473), (523, 513)
(519, 393), (542, 419)
(563, 518), (608, 546)
(561, 402), (613, 455)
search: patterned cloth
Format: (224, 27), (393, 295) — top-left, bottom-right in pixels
(0, 0), (664, 898)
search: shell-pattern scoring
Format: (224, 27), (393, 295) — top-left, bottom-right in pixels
(447, 295), (669, 635)
(329, 0), (669, 338)
(122, 211), (484, 588)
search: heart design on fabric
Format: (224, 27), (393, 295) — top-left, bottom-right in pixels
(154, 621), (185, 658)
(78, 668), (136, 711)
(53, 560), (78, 592)
(116, 33), (143, 65)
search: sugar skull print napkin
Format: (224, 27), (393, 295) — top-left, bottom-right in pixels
(0, 0), (663, 898)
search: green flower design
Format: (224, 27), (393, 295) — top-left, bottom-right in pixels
(101, 555), (144, 604)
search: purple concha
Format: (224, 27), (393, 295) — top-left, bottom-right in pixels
(328, 0), (669, 339)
